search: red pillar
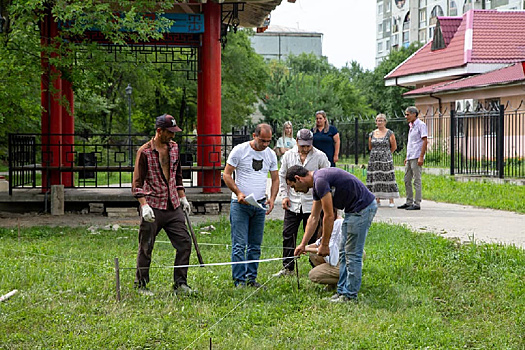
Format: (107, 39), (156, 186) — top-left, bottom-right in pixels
(61, 78), (75, 187)
(197, 2), (222, 193)
(41, 8), (63, 191)
(49, 15), (62, 188)
(40, 11), (51, 192)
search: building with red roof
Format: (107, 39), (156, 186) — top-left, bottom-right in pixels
(383, 10), (525, 169)
(384, 10), (525, 116)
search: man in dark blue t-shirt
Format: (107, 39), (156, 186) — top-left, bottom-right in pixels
(287, 166), (377, 302)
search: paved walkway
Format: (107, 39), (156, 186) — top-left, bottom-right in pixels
(263, 194), (524, 249)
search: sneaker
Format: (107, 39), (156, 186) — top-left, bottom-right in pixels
(397, 203), (411, 209)
(174, 283), (196, 295)
(325, 293), (341, 301)
(247, 281), (267, 290)
(272, 269), (294, 277)
(330, 295), (356, 303)
(137, 286), (154, 296)
(389, 203), (395, 208)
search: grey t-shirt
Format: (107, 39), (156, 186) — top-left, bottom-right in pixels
(312, 168), (375, 213)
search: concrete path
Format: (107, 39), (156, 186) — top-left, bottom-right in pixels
(373, 198), (524, 249)
(263, 193), (524, 249)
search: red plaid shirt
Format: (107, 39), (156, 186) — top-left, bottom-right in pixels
(132, 139), (184, 210)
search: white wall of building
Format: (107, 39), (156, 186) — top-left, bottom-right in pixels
(375, 0), (525, 66)
(250, 26), (323, 62)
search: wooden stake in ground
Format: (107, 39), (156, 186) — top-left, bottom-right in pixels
(114, 258), (121, 302)
(0, 289), (18, 302)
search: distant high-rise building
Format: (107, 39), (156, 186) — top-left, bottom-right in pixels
(250, 25), (323, 62)
(375, 0), (525, 66)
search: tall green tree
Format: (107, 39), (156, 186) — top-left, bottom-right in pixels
(260, 53), (372, 129)
(344, 42), (421, 118)
(221, 29), (269, 132)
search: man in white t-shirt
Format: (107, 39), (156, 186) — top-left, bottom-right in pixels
(223, 123), (279, 288)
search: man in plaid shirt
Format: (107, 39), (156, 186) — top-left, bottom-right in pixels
(132, 114), (193, 296)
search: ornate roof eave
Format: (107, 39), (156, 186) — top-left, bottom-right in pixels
(175, 0), (284, 28)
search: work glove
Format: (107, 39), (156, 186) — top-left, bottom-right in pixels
(180, 197), (191, 216)
(141, 204), (155, 222)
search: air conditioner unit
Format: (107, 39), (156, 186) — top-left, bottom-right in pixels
(464, 99), (473, 112)
(455, 100), (464, 112)
(463, 99), (479, 112)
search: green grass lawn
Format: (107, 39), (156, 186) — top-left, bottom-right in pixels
(1, 219), (523, 349)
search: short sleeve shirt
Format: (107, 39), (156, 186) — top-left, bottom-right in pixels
(276, 137), (296, 149)
(227, 141), (278, 201)
(406, 118), (428, 160)
(312, 125), (339, 166)
(312, 168), (375, 213)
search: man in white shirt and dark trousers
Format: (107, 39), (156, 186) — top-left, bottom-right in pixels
(273, 129), (330, 277)
(223, 123), (279, 288)
(398, 106), (428, 211)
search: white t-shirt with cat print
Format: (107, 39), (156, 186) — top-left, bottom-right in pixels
(227, 141), (278, 201)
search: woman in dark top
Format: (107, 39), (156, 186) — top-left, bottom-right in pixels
(312, 110), (340, 167)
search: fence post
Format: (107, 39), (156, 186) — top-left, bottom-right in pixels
(450, 109), (455, 176)
(497, 105), (505, 179)
(354, 118), (358, 165)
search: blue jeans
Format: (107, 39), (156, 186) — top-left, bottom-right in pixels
(230, 199), (266, 284)
(337, 201), (378, 300)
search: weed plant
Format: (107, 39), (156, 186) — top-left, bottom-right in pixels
(1, 219), (524, 349)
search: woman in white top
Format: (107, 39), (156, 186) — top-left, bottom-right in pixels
(305, 210), (366, 287)
(274, 121), (296, 157)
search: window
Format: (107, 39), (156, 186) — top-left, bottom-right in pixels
(378, 42), (383, 53)
(419, 9), (427, 28)
(384, 18), (391, 33)
(386, 39), (391, 50)
(419, 29), (427, 42)
(429, 26), (434, 39)
(403, 12), (410, 46)
(392, 34), (399, 46)
(430, 5), (443, 25)
(449, 1), (458, 16)
(419, 0), (427, 6)
(483, 98), (500, 137)
(393, 17), (399, 32)
(385, 0), (392, 12)
(378, 23), (383, 33)
(378, 3), (383, 15)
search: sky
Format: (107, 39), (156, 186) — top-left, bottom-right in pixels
(269, 0), (376, 70)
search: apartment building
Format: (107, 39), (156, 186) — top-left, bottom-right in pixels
(376, 0), (525, 66)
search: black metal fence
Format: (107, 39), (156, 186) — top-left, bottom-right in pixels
(336, 105), (524, 178)
(7, 108), (525, 194)
(8, 129), (251, 194)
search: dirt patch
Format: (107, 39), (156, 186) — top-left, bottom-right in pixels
(0, 211), (226, 229)
(0, 211), (141, 228)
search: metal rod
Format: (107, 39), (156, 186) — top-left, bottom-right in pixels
(115, 257), (121, 302)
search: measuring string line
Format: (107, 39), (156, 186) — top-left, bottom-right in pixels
(156, 240), (299, 251)
(119, 256), (301, 270)
(183, 262), (295, 350)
